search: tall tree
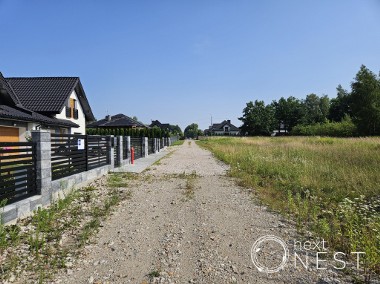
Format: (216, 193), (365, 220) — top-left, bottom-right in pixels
(302, 93), (329, 124)
(239, 100), (276, 136)
(328, 84), (352, 122)
(350, 65), (380, 135)
(272, 96), (303, 132)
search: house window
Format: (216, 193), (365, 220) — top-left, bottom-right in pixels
(66, 98), (79, 119)
(224, 126), (229, 132)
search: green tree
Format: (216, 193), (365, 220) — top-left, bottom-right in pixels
(350, 65), (380, 135)
(328, 85), (352, 122)
(302, 94), (329, 124)
(239, 100), (276, 136)
(170, 125), (183, 136)
(272, 96), (304, 132)
(184, 123), (200, 138)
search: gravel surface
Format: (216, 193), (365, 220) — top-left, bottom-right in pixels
(54, 140), (354, 284)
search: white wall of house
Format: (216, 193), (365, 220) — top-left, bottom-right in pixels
(213, 130), (239, 135)
(26, 123), (69, 136)
(18, 126), (27, 141)
(55, 90), (86, 134)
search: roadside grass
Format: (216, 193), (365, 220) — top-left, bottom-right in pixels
(0, 173), (134, 283)
(171, 139), (184, 146)
(183, 171), (197, 200)
(150, 148), (176, 167)
(147, 269), (161, 279)
(159, 171), (198, 200)
(198, 136), (380, 280)
(107, 172), (137, 187)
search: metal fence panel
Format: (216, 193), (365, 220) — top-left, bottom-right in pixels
(87, 135), (110, 170)
(123, 136), (129, 160)
(148, 138), (154, 155)
(52, 134), (110, 180)
(130, 137), (143, 160)
(0, 142), (37, 204)
(51, 134), (87, 180)
(114, 137), (120, 167)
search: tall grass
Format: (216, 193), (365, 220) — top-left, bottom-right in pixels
(198, 136), (380, 278)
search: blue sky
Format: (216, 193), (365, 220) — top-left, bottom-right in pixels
(1, 1), (380, 131)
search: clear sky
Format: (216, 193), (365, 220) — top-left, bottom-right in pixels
(1, 1), (380, 131)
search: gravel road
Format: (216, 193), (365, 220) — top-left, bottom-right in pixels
(56, 140), (350, 284)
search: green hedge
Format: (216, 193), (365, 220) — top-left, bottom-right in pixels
(291, 119), (358, 137)
(86, 127), (168, 138)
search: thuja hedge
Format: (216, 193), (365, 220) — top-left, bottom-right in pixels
(86, 127), (170, 138)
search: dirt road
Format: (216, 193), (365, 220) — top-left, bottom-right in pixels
(56, 140), (346, 284)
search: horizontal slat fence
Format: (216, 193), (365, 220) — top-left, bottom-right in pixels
(114, 138), (120, 167)
(86, 135), (110, 170)
(148, 138), (154, 155)
(130, 137), (143, 160)
(123, 136), (129, 160)
(170, 136), (179, 144)
(0, 142), (37, 204)
(51, 134), (87, 180)
(52, 134), (110, 180)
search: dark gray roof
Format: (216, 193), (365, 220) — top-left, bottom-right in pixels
(87, 114), (146, 128)
(210, 120), (239, 131)
(5, 76), (95, 121)
(150, 120), (170, 129)
(0, 72), (22, 106)
(0, 105), (79, 128)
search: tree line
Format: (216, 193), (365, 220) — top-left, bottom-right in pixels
(239, 65), (380, 136)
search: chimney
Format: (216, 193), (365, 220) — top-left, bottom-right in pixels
(106, 115), (111, 121)
(227, 120), (231, 124)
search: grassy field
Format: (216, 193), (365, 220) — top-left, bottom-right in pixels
(198, 136), (380, 277)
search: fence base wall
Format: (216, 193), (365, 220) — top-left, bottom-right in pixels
(2, 163), (113, 225)
(51, 164), (113, 201)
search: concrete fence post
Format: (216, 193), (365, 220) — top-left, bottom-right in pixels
(153, 138), (157, 153)
(142, 137), (148, 157)
(126, 136), (131, 163)
(108, 135), (114, 168)
(32, 130), (52, 206)
(117, 136), (123, 166)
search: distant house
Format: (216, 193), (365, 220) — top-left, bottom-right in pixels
(0, 72), (94, 142)
(150, 120), (171, 131)
(271, 122), (288, 136)
(205, 120), (240, 136)
(87, 114), (147, 130)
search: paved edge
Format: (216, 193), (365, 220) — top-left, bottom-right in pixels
(111, 147), (172, 173)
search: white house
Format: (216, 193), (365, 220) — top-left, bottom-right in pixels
(0, 72), (95, 142)
(206, 120), (240, 136)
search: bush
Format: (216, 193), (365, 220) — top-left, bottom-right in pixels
(291, 117), (357, 137)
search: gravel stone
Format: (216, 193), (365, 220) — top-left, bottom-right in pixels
(53, 140), (357, 283)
